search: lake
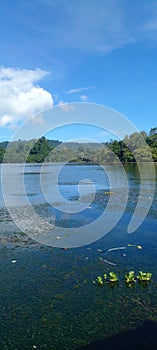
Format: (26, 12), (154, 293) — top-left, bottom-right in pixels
(0, 163), (157, 349)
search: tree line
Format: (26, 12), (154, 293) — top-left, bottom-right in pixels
(0, 127), (157, 163)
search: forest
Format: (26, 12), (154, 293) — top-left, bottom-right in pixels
(0, 127), (157, 164)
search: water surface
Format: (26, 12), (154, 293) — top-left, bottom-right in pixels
(0, 163), (157, 349)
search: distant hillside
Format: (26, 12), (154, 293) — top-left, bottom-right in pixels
(63, 142), (104, 150)
(0, 127), (157, 163)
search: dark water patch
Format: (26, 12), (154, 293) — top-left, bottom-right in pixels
(12, 192), (37, 197)
(23, 172), (53, 175)
(76, 320), (157, 350)
(0, 228), (157, 349)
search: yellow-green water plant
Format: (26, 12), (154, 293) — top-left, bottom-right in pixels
(93, 271), (152, 287)
(94, 272), (118, 286)
(96, 276), (103, 286)
(103, 273), (107, 280)
(108, 272), (118, 282)
(125, 271), (136, 284)
(137, 271), (152, 282)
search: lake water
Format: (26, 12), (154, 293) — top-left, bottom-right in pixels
(0, 163), (157, 349)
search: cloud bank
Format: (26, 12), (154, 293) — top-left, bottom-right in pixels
(66, 86), (96, 94)
(31, 0), (157, 54)
(0, 67), (53, 128)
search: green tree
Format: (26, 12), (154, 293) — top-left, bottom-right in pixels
(27, 136), (51, 163)
(0, 146), (5, 162)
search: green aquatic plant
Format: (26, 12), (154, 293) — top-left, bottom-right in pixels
(104, 191), (113, 195)
(137, 271), (152, 282)
(108, 272), (118, 282)
(93, 271), (152, 287)
(96, 276), (103, 286)
(103, 273), (107, 280)
(94, 273), (114, 286)
(125, 271), (136, 284)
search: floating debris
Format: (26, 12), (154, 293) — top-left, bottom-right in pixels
(106, 246), (126, 253)
(98, 244), (141, 267)
(11, 260), (17, 264)
(98, 257), (116, 266)
(103, 259), (116, 266)
(128, 244), (142, 249)
(98, 246), (127, 266)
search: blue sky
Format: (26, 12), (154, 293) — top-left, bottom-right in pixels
(0, 0), (157, 142)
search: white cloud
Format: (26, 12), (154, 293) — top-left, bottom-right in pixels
(58, 101), (75, 112)
(0, 67), (53, 128)
(31, 115), (46, 126)
(40, 0), (136, 53)
(66, 86), (96, 94)
(10, 1), (157, 60)
(141, 9), (157, 32)
(43, 1), (157, 52)
(80, 95), (88, 101)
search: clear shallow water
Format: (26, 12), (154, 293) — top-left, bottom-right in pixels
(0, 163), (157, 349)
